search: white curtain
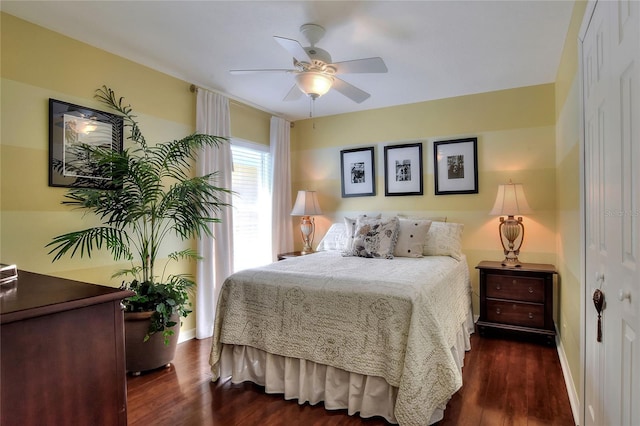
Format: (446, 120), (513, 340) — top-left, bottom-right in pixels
(195, 89), (233, 339)
(270, 116), (294, 260)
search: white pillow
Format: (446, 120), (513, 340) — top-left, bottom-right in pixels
(316, 223), (348, 251)
(394, 218), (432, 258)
(344, 216), (399, 259)
(422, 221), (464, 260)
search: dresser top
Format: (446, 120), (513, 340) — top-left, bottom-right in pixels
(476, 260), (556, 274)
(1, 270), (134, 324)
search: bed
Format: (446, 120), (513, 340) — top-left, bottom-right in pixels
(210, 218), (474, 425)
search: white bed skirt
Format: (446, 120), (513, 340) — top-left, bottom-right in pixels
(216, 312), (474, 424)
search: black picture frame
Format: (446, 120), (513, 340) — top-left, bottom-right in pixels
(433, 137), (478, 195)
(49, 98), (124, 189)
(340, 146), (376, 197)
(384, 142), (423, 196)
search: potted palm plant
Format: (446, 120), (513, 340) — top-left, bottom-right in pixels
(47, 86), (231, 373)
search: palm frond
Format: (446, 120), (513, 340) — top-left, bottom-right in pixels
(159, 175), (232, 239)
(95, 85), (147, 150)
(150, 134), (229, 181)
(112, 265), (143, 279)
(168, 249), (202, 262)
(46, 227), (132, 262)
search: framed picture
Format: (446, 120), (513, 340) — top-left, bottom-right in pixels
(49, 98), (124, 188)
(433, 137), (478, 195)
(384, 142), (423, 196)
(340, 147), (376, 197)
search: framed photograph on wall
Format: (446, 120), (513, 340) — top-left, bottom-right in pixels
(49, 98), (124, 189)
(340, 146), (376, 197)
(384, 142), (423, 196)
(433, 137), (478, 195)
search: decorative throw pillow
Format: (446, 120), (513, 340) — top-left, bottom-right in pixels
(344, 214), (382, 251)
(346, 216), (399, 259)
(422, 221), (464, 260)
(316, 223), (348, 251)
(393, 218), (432, 258)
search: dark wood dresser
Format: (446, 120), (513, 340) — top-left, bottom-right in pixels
(0, 270), (134, 425)
(476, 261), (557, 345)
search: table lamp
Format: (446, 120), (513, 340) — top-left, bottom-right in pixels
(489, 180), (532, 267)
(290, 190), (322, 255)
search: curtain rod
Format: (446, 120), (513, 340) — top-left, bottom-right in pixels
(189, 84), (294, 127)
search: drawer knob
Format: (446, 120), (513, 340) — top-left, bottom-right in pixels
(496, 308), (501, 315)
(512, 279), (517, 284)
(496, 284), (501, 290)
(528, 287), (534, 293)
(528, 313), (534, 319)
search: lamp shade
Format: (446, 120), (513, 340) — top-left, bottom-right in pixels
(490, 182), (532, 216)
(291, 190), (322, 216)
(295, 72), (333, 99)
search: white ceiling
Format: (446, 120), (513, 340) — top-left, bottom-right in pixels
(2, 1), (574, 121)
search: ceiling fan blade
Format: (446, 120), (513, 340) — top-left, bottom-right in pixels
(332, 57), (388, 74)
(229, 69), (293, 75)
(273, 36), (312, 63)
(283, 84), (303, 101)
(332, 77), (371, 103)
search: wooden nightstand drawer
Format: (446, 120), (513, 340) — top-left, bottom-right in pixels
(485, 274), (544, 303)
(486, 300), (545, 328)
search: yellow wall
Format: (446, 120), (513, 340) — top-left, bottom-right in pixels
(291, 84), (557, 315)
(0, 13), (271, 334)
(554, 0), (588, 414)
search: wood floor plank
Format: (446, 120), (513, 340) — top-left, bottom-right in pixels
(504, 340), (528, 426)
(127, 334), (575, 425)
(477, 338), (510, 426)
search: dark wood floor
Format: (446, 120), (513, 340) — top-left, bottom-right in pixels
(126, 334), (575, 425)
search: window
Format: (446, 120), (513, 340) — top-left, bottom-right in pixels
(231, 140), (272, 272)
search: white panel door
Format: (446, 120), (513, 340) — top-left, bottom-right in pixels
(582, 1), (640, 426)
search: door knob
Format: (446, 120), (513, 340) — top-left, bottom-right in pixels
(593, 289), (604, 342)
(618, 289), (631, 302)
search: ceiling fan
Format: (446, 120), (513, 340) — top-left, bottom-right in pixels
(230, 23), (388, 104)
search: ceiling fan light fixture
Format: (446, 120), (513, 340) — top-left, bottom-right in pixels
(295, 72), (333, 99)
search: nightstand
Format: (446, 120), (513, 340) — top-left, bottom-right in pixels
(476, 261), (557, 345)
(277, 251), (304, 261)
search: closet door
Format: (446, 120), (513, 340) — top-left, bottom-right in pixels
(582, 1), (639, 425)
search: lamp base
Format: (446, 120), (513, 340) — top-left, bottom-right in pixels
(498, 216), (525, 268)
(299, 216), (315, 255)
(501, 256), (523, 268)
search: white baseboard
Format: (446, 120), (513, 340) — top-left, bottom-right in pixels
(178, 327), (196, 343)
(556, 331), (580, 425)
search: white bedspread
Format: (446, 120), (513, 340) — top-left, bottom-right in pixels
(210, 251), (472, 425)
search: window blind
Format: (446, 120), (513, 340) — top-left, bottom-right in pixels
(231, 143), (272, 272)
